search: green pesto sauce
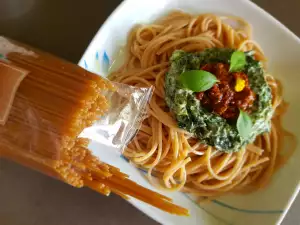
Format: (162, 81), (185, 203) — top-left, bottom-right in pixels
(165, 48), (273, 152)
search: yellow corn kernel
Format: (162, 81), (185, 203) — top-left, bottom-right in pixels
(235, 77), (246, 92)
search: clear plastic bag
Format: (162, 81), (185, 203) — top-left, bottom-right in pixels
(79, 82), (152, 151)
(0, 36), (152, 181)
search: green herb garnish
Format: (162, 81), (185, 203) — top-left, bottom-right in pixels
(179, 70), (218, 92)
(237, 110), (253, 140)
(229, 51), (246, 72)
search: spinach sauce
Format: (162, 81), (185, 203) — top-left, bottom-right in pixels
(165, 48), (273, 152)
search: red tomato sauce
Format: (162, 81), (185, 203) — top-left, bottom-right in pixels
(196, 63), (256, 120)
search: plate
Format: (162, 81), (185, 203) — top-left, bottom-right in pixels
(79, 0), (300, 224)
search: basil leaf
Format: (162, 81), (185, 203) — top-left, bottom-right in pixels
(179, 70), (218, 92)
(237, 110), (253, 140)
(229, 51), (246, 72)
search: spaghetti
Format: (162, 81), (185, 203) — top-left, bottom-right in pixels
(110, 11), (296, 198)
(0, 37), (188, 215)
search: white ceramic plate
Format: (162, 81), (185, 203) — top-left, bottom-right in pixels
(79, 0), (300, 224)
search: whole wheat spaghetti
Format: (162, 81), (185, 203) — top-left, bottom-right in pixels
(0, 37), (188, 216)
(110, 11), (296, 198)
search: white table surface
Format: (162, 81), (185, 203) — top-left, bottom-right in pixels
(0, 0), (299, 224)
